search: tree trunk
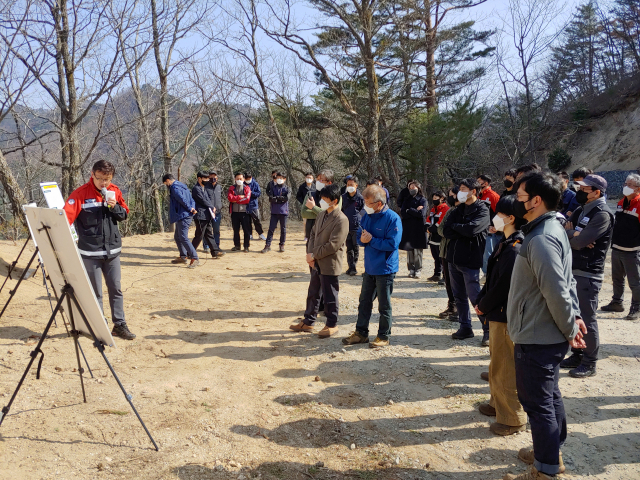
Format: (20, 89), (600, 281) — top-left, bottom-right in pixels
(0, 150), (27, 225)
(151, 0), (172, 176)
(362, 5), (380, 171)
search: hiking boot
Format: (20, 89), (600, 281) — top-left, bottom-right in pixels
(518, 448), (565, 474)
(408, 270), (415, 278)
(478, 402), (496, 417)
(243, 247), (250, 253)
(369, 337), (389, 348)
(171, 257), (187, 264)
(503, 466), (555, 480)
(560, 352), (583, 369)
(624, 304), (640, 320)
(490, 422), (526, 436)
(427, 274), (441, 282)
(261, 246), (271, 253)
(600, 301), (624, 312)
(448, 310), (459, 321)
(481, 331), (490, 347)
(342, 331), (369, 345)
(569, 364), (596, 378)
(259, 234), (267, 241)
(480, 371), (489, 382)
(439, 302), (455, 318)
(188, 259), (200, 268)
(289, 321), (313, 333)
(212, 251), (225, 259)
(231, 246), (241, 252)
(112, 324), (136, 340)
(279, 245), (285, 253)
(452, 328), (474, 340)
(318, 326), (339, 338)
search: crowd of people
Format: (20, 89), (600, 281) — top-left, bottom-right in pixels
(63, 160), (640, 480)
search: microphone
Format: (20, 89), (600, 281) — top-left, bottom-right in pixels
(101, 187), (113, 208)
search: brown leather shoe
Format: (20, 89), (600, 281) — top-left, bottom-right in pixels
(317, 326), (339, 338)
(480, 371), (489, 381)
(478, 402), (496, 417)
(490, 422), (526, 436)
(503, 466), (555, 480)
(289, 321), (313, 333)
(518, 448), (565, 474)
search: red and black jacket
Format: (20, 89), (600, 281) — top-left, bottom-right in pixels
(63, 181), (129, 259)
(427, 202), (450, 245)
(612, 195), (640, 252)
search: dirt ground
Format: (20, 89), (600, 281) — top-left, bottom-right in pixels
(0, 221), (638, 480)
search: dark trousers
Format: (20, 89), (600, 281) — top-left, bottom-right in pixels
(83, 256), (125, 327)
(346, 231), (360, 270)
(442, 258), (455, 304)
(211, 214), (221, 248)
(265, 214), (288, 247)
(303, 266), (339, 328)
(174, 216), (198, 259)
(448, 262), (486, 332)
(249, 209), (264, 236)
(571, 276), (601, 366)
(231, 212), (251, 248)
(192, 218), (220, 253)
(611, 249), (640, 305)
(355, 273), (395, 340)
(305, 218), (316, 241)
(429, 243), (442, 275)
(515, 342), (568, 476)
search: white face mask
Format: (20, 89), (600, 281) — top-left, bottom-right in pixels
(319, 199), (331, 210)
(316, 181), (325, 190)
(236, 180), (244, 186)
(457, 191), (469, 203)
(306, 177), (313, 184)
(492, 215), (511, 232)
(363, 205), (375, 215)
(276, 178), (284, 185)
(623, 186), (636, 197)
(346, 186), (356, 194)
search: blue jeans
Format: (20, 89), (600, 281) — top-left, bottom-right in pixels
(482, 233), (500, 274)
(515, 342), (568, 476)
(174, 216), (198, 259)
(355, 273), (395, 340)
(448, 262), (486, 332)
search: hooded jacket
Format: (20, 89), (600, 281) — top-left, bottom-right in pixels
(442, 199), (490, 269)
(357, 205), (403, 275)
(507, 212), (581, 345)
(64, 180), (129, 259)
(167, 180), (195, 224)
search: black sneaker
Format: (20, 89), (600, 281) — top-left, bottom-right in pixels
(601, 301), (624, 312)
(427, 274), (441, 282)
(560, 353), (583, 369)
(452, 328), (474, 340)
(231, 246), (241, 252)
(243, 248), (250, 253)
(212, 251), (225, 259)
(112, 324), (136, 340)
(279, 246), (285, 253)
(261, 247), (271, 253)
(481, 331), (490, 347)
(569, 364), (596, 378)
(624, 304), (640, 321)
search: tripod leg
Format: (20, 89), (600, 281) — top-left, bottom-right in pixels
(97, 347), (159, 451)
(0, 249), (39, 320)
(0, 236), (30, 293)
(77, 342), (94, 378)
(0, 290), (67, 426)
(41, 263), (57, 327)
(66, 295), (87, 403)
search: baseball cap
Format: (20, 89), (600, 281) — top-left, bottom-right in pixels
(208, 170), (218, 176)
(576, 174), (607, 192)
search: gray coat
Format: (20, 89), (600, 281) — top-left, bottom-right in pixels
(507, 211), (581, 345)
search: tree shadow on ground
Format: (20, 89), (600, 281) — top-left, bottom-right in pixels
(173, 460), (513, 480)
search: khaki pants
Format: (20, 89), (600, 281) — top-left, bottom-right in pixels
(488, 321), (527, 426)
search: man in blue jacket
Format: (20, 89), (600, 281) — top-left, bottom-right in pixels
(342, 185), (402, 348)
(163, 173), (199, 268)
(245, 172), (267, 241)
(261, 172), (290, 253)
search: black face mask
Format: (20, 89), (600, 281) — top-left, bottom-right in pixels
(409, 189), (418, 196)
(514, 199), (534, 219)
(432, 199), (440, 206)
(446, 195), (456, 206)
(575, 190), (589, 205)
(504, 179), (513, 188)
